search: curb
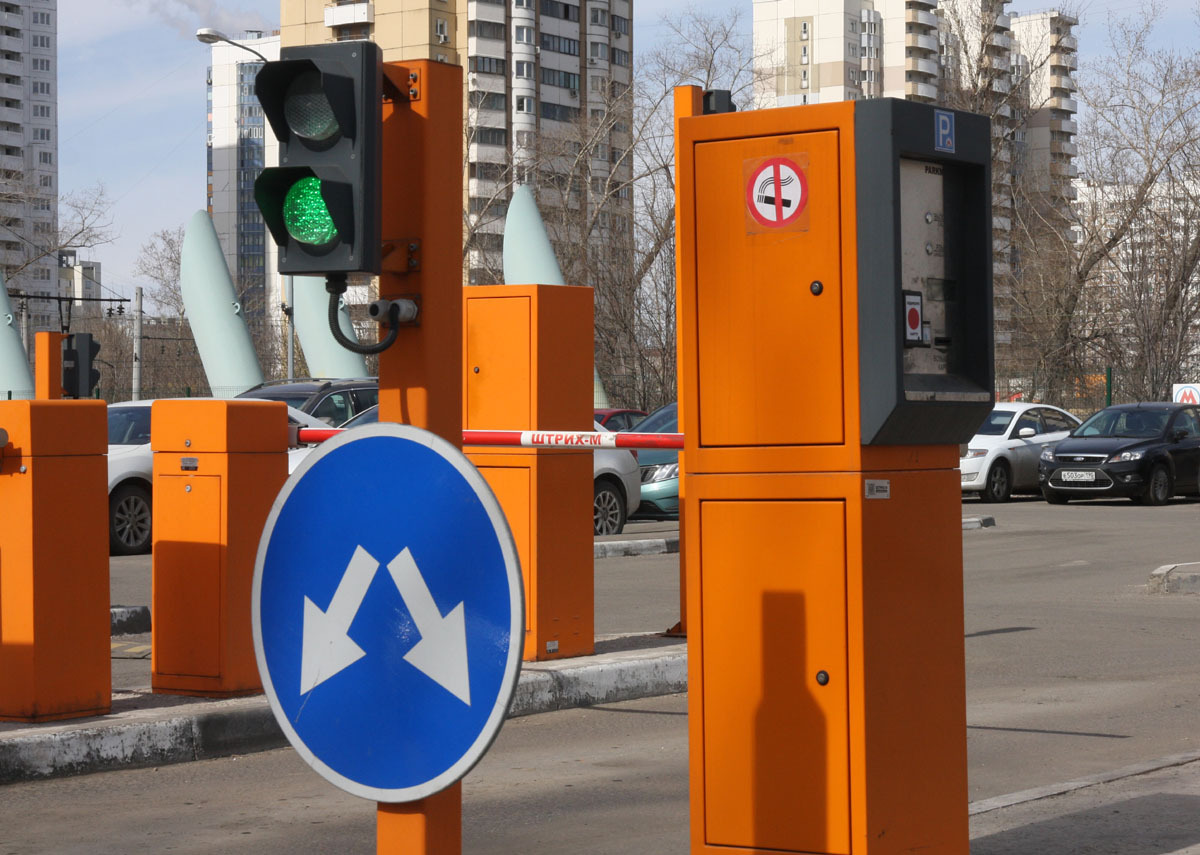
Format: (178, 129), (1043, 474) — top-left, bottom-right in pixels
(595, 537), (679, 558)
(968, 749), (1200, 815)
(1147, 562), (1200, 594)
(0, 641), (687, 785)
(962, 516), (996, 530)
(110, 606), (151, 636)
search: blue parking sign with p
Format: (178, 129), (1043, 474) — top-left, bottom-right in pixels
(935, 109), (955, 153)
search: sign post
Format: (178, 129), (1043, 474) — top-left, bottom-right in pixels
(253, 424), (522, 843)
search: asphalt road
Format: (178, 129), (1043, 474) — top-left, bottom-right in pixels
(57, 498), (1200, 851)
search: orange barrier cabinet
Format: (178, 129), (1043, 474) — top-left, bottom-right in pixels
(151, 399), (288, 696)
(676, 96), (993, 854)
(463, 284), (593, 660)
(0, 400), (110, 721)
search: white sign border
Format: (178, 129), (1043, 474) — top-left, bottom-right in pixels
(252, 422), (525, 803)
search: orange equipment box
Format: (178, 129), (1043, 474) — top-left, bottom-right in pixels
(676, 95), (993, 854)
(0, 400), (110, 721)
(463, 284), (594, 660)
(150, 399), (288, 696)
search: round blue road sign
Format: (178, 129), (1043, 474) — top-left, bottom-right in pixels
(252, 423), (523, 802)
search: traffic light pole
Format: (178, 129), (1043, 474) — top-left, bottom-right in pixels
(373, 58), (465, 855)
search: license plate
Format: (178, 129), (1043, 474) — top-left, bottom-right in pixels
(1061, 470), (1095, 482)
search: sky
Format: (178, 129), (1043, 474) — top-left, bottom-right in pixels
(57, 0), (1197, 303)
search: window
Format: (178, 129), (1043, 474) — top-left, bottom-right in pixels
(589, 41), (608, 60)
(434, 18), (448, 39)
(470, 20), (505, 39)
(611, 14), (630, 34)
(515, 130), (535, 147)
(849, 19), (858, 33)
(515, 95), (534, 113)
(611, 48), (629, 66)
(515, 25), (534, 44)
(474, 126), (507, 146)
(1041, 409), (1077, 433)
(469, 161), (509, 181)
(540, 101), (579, 122)
(32, 35), (50, 48)
(540, 0), (579, 20)
(801, 45), (808, 63)
(33, 105), (51, 118)
(591, 8), (608, 25)
(32, 58), (51, 71)
(541, 67), (580, 89)
(469, 55), (506, 74)
(801, 21), (809, 39)
(33, 127), (50, 140)
(1012, 411), (1041, 437)
(515, 60), (534, 78)
(38, 151), (51, 164)
(514, 0), (531, 6)
(540, 33), (579, 55)
(470, 90), (506, 110)
(32, 12), (51, 24)
(39, 174), (52, 187)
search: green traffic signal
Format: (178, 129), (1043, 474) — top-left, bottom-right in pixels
(283, 176), (339, 246)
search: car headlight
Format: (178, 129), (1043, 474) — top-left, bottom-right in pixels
(1040, 447), (1056, 462)
(1108, 450), (1144, 462)
(647, 463), (679, 482)
(962, 449), (987, 459)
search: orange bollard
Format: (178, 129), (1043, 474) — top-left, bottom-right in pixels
(0, 400), (110, 721)
(33, 331), (64, 400)
(377, 784), (463, 853)
(463, 284), (593, 661)
(150, 399), (288, 696)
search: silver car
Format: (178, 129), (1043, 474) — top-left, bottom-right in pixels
(960, 403), (1081, 502)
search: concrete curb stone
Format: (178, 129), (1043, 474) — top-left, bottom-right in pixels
(110, 606), (151, 636)
(1147, 562), (1200, 594)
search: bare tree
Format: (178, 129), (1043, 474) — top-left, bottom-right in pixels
(133, 226), (186, 317)
(1006, 6), (1200, 406)
(0, 181), (114, 279)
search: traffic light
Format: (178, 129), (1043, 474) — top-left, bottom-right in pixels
(62, 333), (101, 399)
(255, 42), (382, 275)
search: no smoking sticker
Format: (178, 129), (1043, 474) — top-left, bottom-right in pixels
(745, 156), (809, 232)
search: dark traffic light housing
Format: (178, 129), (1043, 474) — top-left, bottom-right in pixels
(62, 333), (101, 399)
(255, 42), (382, 275)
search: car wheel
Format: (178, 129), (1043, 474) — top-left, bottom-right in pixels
(1142, 464), (1172, 506)
(594, 480), (626, 536)
(110, 483), (152, 555)
(1042, 489), (1070, 505)
(980, 460), (1012, 503)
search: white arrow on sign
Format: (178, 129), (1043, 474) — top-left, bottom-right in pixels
(299, 545), (471, 705)
(387, 548), (471, 706)
(301, 545), (376, 695)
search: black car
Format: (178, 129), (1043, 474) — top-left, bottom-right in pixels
(237, 378), (378, 425)
(1039, 403), (1200, 505)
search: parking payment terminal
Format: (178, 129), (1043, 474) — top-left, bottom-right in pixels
(676, 96), (992, 854)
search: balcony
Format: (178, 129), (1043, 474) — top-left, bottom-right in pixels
(991, 76), (1010, 94)
(1050, 161), (1078, 178)
(905, 7), (938, 27)
(0, 58), (20, 76)
(0, 153), (23, 172)
(904, 80), (939, 101)
(1052, 50), (1078, 70)
(1050, 140), (1077, 156)
(324, 1), (373, 27)
(992, 192), (1013, 210)
(0, 128), (21, 147)
(989, 31), (1012, 50)
(995, 12), (1011, 28)
(995, 102), (1012, 118)
(0, 35), (23, 53)
(1058, 183), (1078, 201)
(1051, 117), (1078, 134)
(986, 54), (1010, 72)
(908, 32), (939, 53)
(905, 56), (939, 77)
(993, 260), (1012, 278)
(1054, 33), (1078, 51)
(1050, 74), (1076, 91)
(995, 145), (1011, 162)
(993, 215), (1012, 231)
(1048, 95), (1078, 112)
(0, 105), (20, 125)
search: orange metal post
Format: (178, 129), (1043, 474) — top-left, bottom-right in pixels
(463, 284), (593, 661)
(373, 59), (466, 849)
(677, 101), (971, 854)
(150, 399), (288, 696)
(33, 332), (63, 400)
(667, 85), (703, 638)
(0, 400), (109, 721)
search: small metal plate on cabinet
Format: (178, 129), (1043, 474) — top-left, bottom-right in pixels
(180, 457), (199, 472)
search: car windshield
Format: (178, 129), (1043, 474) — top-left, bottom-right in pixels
(975, 410), (1015, 436)
(633, 403), (677, 433)
(341, 405), (379, 428)
(108, 407), (151, 445)
(1074, 408), (1170, 438)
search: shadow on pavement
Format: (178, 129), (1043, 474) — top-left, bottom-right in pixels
(972, 794), (1200, 854)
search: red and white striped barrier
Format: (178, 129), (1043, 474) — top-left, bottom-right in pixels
(294, 427), (684, 450)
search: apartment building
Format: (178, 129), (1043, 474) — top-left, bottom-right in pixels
(1, 0), (59, 339)
(205, 31), (281, 325)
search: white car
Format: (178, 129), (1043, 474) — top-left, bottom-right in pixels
(330, 408), (641, 535)
(107, 399), (328, 555)
(960, 403), (1081, 502)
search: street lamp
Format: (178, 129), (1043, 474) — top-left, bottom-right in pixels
(194, 27), (269, 63)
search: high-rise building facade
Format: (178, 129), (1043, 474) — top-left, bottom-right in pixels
(205, 31), (281, 325)
(2, 0), (59, 338)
